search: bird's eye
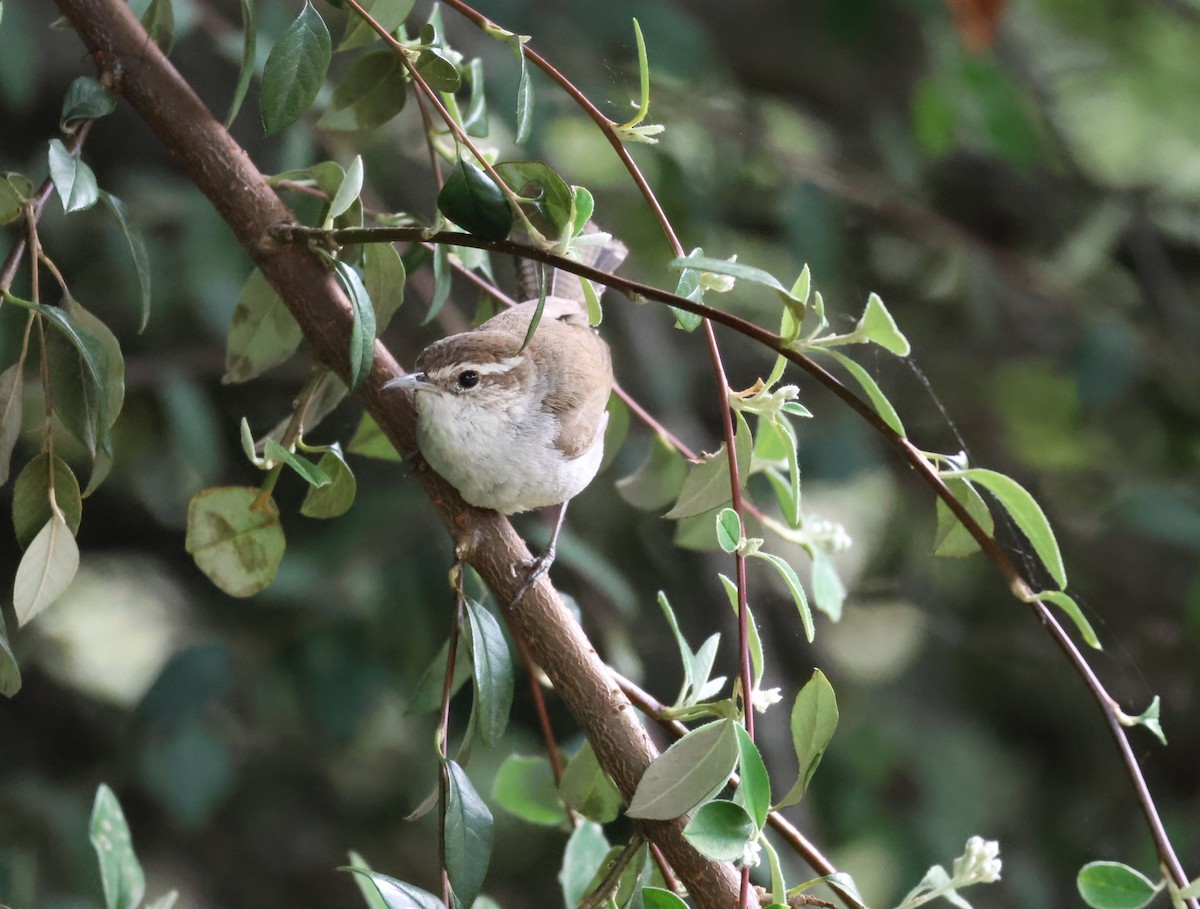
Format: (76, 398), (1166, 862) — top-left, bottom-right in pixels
(457, 370), (480, 389)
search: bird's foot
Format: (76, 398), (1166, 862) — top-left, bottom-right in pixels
(509, 543), (556, 607)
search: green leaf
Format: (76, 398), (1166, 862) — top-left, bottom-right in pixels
(464, 596), (514, 746)
(616, 433), (687, 510)
(0, 613), (20, 697)
(89, 785), (146, 909)
(223, 269), (302, 383)
(719, 574), (764, 689)
(559, 821), (609, 907)
(330, 258), (377, 392)
(141, 0), (174, 53)
(508, 35), (533, 144)
(955, 467), (1066, 589)
(1023, 589), (1100, 650)
(1121, 695), (1166, 746)
(821, 348), (906, 437)
(60, 76), (116, 129)
(0, 362), (23, 486)
(260, 1), (331, 136)
(300, 446), (357, 518)
(47, 138), (98, 212)
(715, 507), (742, 554)
(425, 242), (451, 324)
(750, 551), (813, 642)
(338, 0), (416, 52)
(325, 155), (364, 226)
(224, 0), (256, 126)
(733, 724), (770, 829)
(1077, 862), (1160, 909)
(263, 439), (331, 488)
(496, 161), (573, 237)
(669, 247), (706, 332)
(0, 172), (33, 225)
(627, 719), (738, 820)
(347, 412), (402, 462)
(318, 52), (408, 132)
(405, 633), (470, 715)
(558, 742), (622, 823)
(415, 46), (461, 92)
(342, 868), (443, 909)
(143, 892), (178, 909)
(776, 669), (838, 808)
(933, 476), (994, 558)
(668, 253), (805, 319)
(462, 57), (489, 137)
(438, 156), (513, 241)
(362, 242), (406, 331)
(344, 853), (390, 909)
(682, 799), (756, 862)
(810, 548), (846, 622)
(185, 486), (286, 597)
(642, 888), (690, 909)
(664, 414), (752, 519)
(14, 511), (79, 626)
(855, 292), (910, 356)
(99, 192), (152, 331)
(491, 754), (562, 825)
(12, 454), (82, 549)
(443, 760), (494, 908)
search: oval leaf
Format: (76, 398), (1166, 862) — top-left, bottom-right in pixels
(682, 799), (756, 862)
(559, 821), (610, 907)
(491, 754), (562, 826)
(260, 1), (331, 136)
(223, 269), (303, 384)
(616, 433), (687, 511)
(627, 718), (738, 820)
(185, 486), (285, 597)
(444, 760), (493, 908)
(642, 888), (690, 909)
(437, 157), (513, 241)
(300, 447), (357, 518)
(14, 512), (79, 626)
(12, 453), (82, 549)
(48, 139), (99, 212)
(61, 76), (116, 129)
(558, 742), (622, 823)
(318, 52), (408, 132)
(716, 507), (741, 554)
(1077, 862), (1159, 909)
(776, 669), (838, 808)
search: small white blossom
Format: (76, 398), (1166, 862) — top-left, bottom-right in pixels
(752, 687), (783, 713)
(953, 837), (1002, 884)
(738, 837), (762, 869)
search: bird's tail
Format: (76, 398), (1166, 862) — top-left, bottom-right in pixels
(515, 224), (628, 305)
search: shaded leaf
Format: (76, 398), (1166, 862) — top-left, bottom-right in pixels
(464, 596), (514, 746)
(616, 433), (687, 511)
(260, 1), (331, 136)
(61, 76), (116, 129)
(462, 57), (489, 137)
(664, 414), (752, 519)
(224, 0), (256, 126)
(300, 446), (357, 518)
(822, 348), (905, 437)
(810, 548), (846, 622)
(14, 512), (78, 626)
(0, 172), (33, 225)
(90, 784), (146, 909)
(325, 155), (364, 226)
(559, 742), (622, 823)
(405, 632), (470, 715)
(642, 888), (690, 909)
(751, 551), (813, 642)
(48, 138), (98, 211)
(12, 453), (82, 548)
(933, 476), (994, 558)
(415, 46), (460, 92)
(141, 0), (174, 53)
(627, 719), (738, 820)
(347, 411), (402, 462)
(342, 868), (442, 909)
(263, 439), (331, 488)
(682, 799), (756, 862)
(444, 760), (493, 908)
(223, 269), (302, 383)
(330, 258), (377, 392)
(733, 724), (770, 829)
(100, 191), (152, 331)
(495, 160), (572, 235)
(0, 362), (22, 485)
(338, 0), (416, 51)
(0, 613), (20, 697)
(362, 242), (406, 331)
(319, 53), (408, 132)
(185, 486), (285, 597)
(438, 156), (513, 241)
(559, 821), (609, 908)
(491, 754), (562, 826)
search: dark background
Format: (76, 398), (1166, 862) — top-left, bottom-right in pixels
(2, 0), (1199, 906)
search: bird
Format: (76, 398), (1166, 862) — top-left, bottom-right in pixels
(385, 236), (626, 601)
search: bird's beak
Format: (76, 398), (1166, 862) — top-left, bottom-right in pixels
(383, 371), (435, 392)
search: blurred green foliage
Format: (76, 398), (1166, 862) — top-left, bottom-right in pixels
(2, 0), (1199, 908)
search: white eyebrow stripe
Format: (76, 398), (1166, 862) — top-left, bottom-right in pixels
(428, 354), (524, 381)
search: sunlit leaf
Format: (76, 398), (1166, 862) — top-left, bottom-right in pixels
(260, 1), (331, 136)
(642, 888), (689, 909)
(751, 550), (813, 642)
(347, 411), (403, 462)
(810, 548), (846, 622)
(733, 724), (770, 829)
(776, 669), (838, 808)
(716, 507), (742, 554)
(627, 718), (738, 820)
(13, 512), (79, 626)
(90, 785), (146, 909)
(325, 155), (364, 226)
(263, 439), (330, 488)
(185, 486), (285, 597)
(668, 253), (805, 319)
(1077, 862), (1159, 909)
(1023, 589), (1100, 650)
(822, 348), (906, 437)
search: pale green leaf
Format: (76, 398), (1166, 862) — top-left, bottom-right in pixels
(775, 669), (838, 808)
(616, 433), (687, 511)
(89, 785), (146, 909)
(822, 348), (905, 437)
(362, 242), (406, 331)
(855, 292), (911, 356)
(325, 155), (364, 226)
(14, 512), (79, 626)
(682, 799), (756, 862)
(347, 411), (402, 462)
(1023, 589), (1100, 650)
(716, 507), (741, 553)
(957, 467), (1066, 588)
(224, 0), (256, 126)
(60, 76), (116, 129)
(263, 439), (330, 488)
(933, 476), (994, 558)
(141, 0), (174, 53)
(222, 269), (302, 383)
(342, 868), (442, 909)
(330, 258), (377, 391)
(185, 486), (285, 597)
(559, 822), (609, 908)
(48, 138), (99, 212)
(300, 446), (357, 518)
(319, 52), (408, 132)
(338, 0), (416, 51)
(751, 551), (813, 642)
(810, 548), (846, 622)
(627, 719), (738, 820)
(558, 742), (622, 823)
(491, 754), (562, 826)
(733, 724), (770, 829)
(1077, 862), (1160, 909)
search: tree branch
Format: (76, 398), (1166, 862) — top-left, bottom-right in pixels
(49, 0), (752, 905)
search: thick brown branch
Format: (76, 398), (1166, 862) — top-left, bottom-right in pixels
(50, 1), (751, 905)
